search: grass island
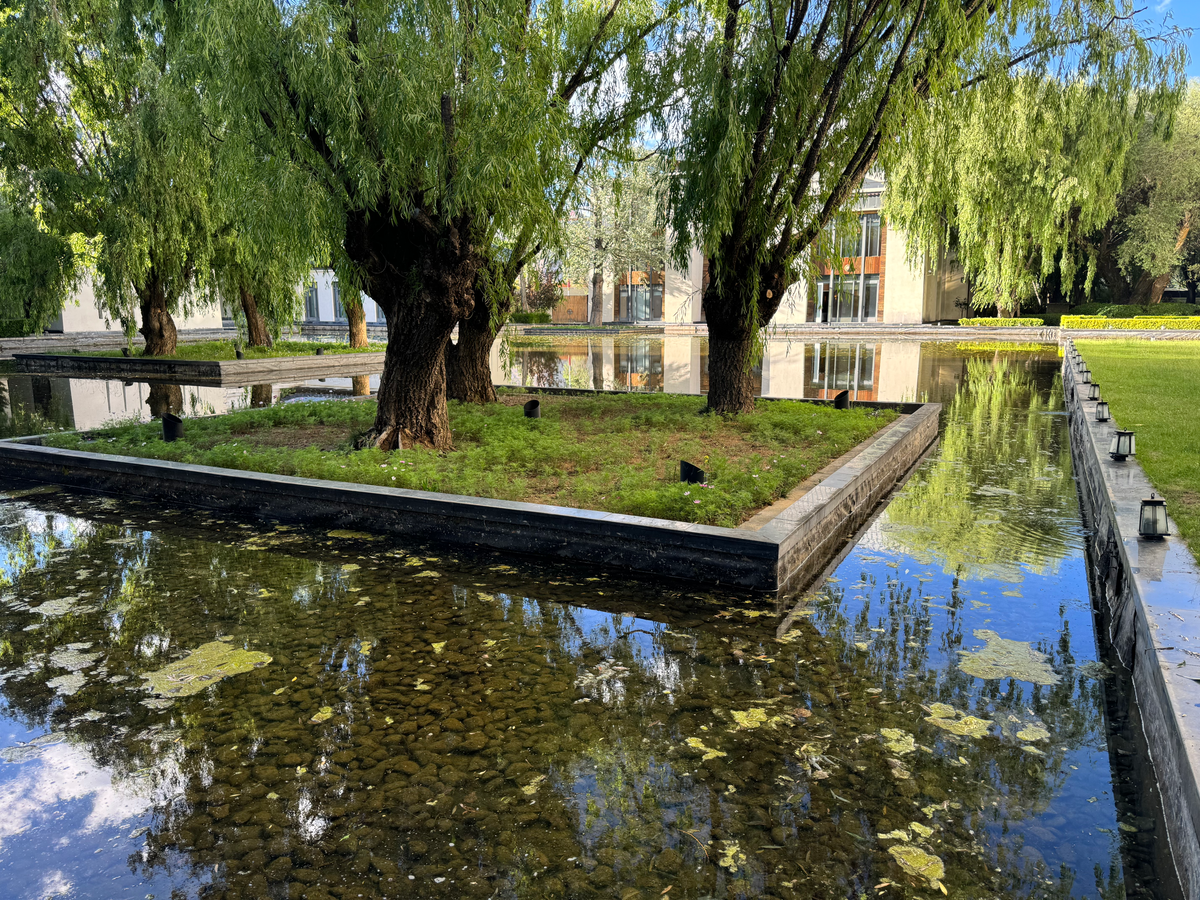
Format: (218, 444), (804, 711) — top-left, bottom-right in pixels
(43, 392), (897, 527)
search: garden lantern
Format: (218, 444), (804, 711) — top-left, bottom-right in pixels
(1080, 368), (1092, 383)
(1109, 430), (1135, 461)
(1095, 400), (1110, 422)
(1086, 383), (1100, 402)
(1138, 494), (1169, 539)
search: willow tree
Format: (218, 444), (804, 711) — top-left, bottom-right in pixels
(443, 5), (680, 404)
(0, 0), (216, 355)
(885, 73), (1183, 316)
(664, 0), (1184, 413)
(191, 0), (621, 447)
(0, 189), (79, 332)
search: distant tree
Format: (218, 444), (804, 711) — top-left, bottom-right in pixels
(0, 0), (217, 355)
(885, 75), (1180, 316)
(523, 256), (566, 313)
(1115, 80), (1200, 304)
(664, 0), (1184, 413)
(564, 157), (669, 325)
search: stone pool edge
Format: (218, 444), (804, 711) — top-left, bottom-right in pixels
(1063, 343), (1200, 899)
(0, 403), (939, 594)
(13, 351), (388, 385)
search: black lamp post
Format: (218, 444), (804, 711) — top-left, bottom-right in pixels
(1095, 400), (1110, 422)
(1109, 430), (1135, 461)
(1138, 494), (1169, 539)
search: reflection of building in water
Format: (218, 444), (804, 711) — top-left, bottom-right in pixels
(1, 376), (240, 432)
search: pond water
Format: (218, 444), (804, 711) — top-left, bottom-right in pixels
(0, 338), (1181, 900)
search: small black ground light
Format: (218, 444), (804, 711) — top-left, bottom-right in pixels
(162, 413), (184, 442)
(523, 399), (541, 419)
(1139, 493), (1169, 539)
(833, 390), (850, 409)
(680, 461), (705, 484)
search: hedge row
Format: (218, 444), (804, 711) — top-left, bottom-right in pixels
(509, 311), (553, 324)
(1061, 315), (1200, 330)
(1067, 302), (1196, 318)
(0, 319), (37, 338)
(958, 317), (1046, 327)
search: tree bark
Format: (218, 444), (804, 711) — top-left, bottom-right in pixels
(351, 375), (371, 397)
(346, 300), (369, 348)
(239, 284), (273, 348)
(250, 384), (273, 407)
(706, 332), (758, 413)
(1147, 212), (1193, 305)
(137, 279), (178, 357)
(346, 207), (476, 451)
(590, 268), (605, 326)
(446, 303), (499, 403)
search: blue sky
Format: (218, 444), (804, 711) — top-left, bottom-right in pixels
(1155, 0), (1200, 78)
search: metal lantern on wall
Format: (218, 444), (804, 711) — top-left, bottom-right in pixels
(1086, 382), (1101, 401)
(1080, 368), (1092, 383)
(1109, 430), (1135, 461)
(1138, 494), (1169, 539)
(1095, 400), (1110, 422)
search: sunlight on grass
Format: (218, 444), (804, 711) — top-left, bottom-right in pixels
(1077, 340), (1200, 551)
(45, 393), (896, 527)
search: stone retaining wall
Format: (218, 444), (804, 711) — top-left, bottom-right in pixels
(0, 402), (940, 594)
(13, 351), (388, 386)
(1063, 343), (1200, 899)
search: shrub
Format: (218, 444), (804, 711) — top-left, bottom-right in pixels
(1068, 302), (1197, 318)
(958, 317), (1045, 327)
(0, 319), (38, 338)
(1062, 315), (1200, 330)
(510, 311), (553, 324)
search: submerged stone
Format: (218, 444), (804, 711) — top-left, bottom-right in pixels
(957, 630), (1058, 685)
(141, 641), (272, 697)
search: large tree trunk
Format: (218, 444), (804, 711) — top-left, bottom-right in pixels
(239, 284), (273, 348)
(706, 331), (758, 413)
(446, 304), (498, 403)
(351, 375), (371, 397)
(702, 255), (784, 414)
(146, 383), (183, 418)
(346, 300), (369, 348)
(138, 279), (178, 357)
(1147, 212), (1193, 305)
(250, 384), (273, 407)
(590, 269), (605, 326)
(347, 208), (476, 451)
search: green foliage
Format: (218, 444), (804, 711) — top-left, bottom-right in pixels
(1068, 302), (1197, 317)
(0, 320), (37, 338)
(46, 394), (894, 527)
(959, 318), (1045, 327)
(52, 339), (380, 360)
(0, 191), (78, 330)
(1117, 82), (1200, 285)
(886, 66), (1183, 314)
(1062, 315), (1200, 330)
(1078, 340), (1200, 550)
(510, 312), (553, 325)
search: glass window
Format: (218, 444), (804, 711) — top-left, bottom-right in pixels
(333, 282), (345, 321)
(863, 214), (881, 257)
(304, 285), (319, 320)
(863, 275), (879, 320)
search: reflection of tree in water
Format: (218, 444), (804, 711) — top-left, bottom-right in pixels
(146, 383), (184, 418)
(0, 492), (1148, 900)
(883, 357), (1076, 581)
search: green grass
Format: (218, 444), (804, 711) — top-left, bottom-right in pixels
(44, 392), (896, 527)
(1077, 340), (1200, 549)
(56, 339), (384, 360)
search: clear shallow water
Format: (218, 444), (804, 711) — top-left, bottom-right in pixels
(0, 341), (1180, 900)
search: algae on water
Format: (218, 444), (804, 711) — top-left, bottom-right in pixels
(957, 629), (1059, 685)
(926, 714), (992, 739)
(142, 641), (272, 697)
(888, 844), (946, 892)
(881, 728), (916, 755)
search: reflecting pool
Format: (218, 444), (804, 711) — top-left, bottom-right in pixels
(0, 339), (1181, 899)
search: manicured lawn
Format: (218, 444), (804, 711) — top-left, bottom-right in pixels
(45, 392), (896, 527)
(56, 339), (383, 360)
(1077, 340), (1200, 548)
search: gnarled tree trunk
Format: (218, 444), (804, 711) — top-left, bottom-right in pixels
(137, 278), (178, 357)
(446, 305), (499, 403)
(146, 383), (183, 418)
(1147, 212), (1194, 305)
(346, 299), (369, 348)
(250, 384), (273, 407)
(702, 254), (784, 414)
(348, 208), (476, 451)
(239, 284), (273, 348)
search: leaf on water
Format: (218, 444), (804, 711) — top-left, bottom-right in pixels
(385, 716), (394, 725)
(684, 737), (727, 761)
(717, 840), (746, 873)
(341, 563), (360, 572)
(522, 774), (547, 795)
(431, 642), (446, 655)
(142, 642), (272, 698)
(360, 641), (373, 655)
(888, 845), (946, 892)
(957, 629), (1059, 685)
(881, 729), (915, 755)
(309, 706), (334, 724)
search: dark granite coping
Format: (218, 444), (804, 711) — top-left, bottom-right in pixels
(12, 351), (388, 386)
(1063, 343), (1200, 896)
(0, 402), (941, 593)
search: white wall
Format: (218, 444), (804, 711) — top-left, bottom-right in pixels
(881, 228), (928, 325)
(303, 269), (383, 324)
